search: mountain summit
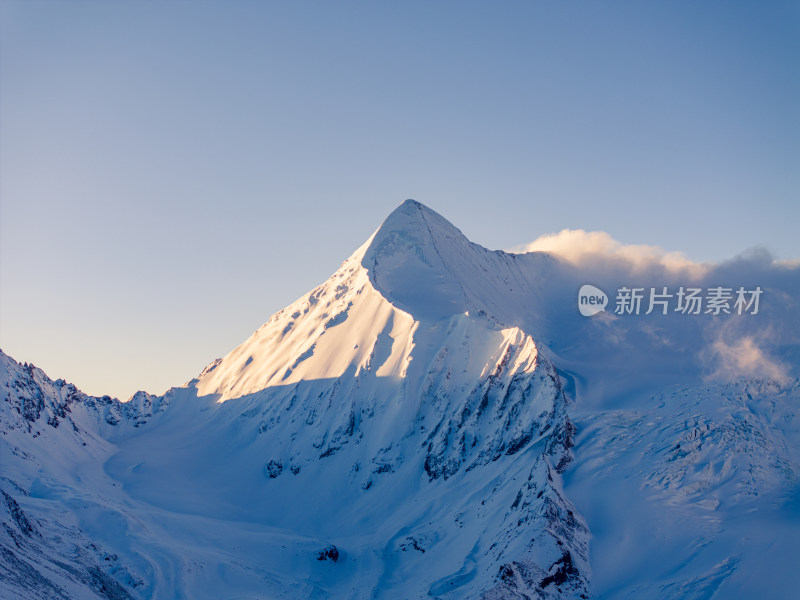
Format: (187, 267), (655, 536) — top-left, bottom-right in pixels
(364, 200), (554, 327)
(363, 199), (474, 318)
(195, 200), (557, 401)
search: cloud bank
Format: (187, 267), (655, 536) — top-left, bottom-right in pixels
(512, 229), (799, 384)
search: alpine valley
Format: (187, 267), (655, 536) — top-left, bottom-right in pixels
(2, 201), (798, 599)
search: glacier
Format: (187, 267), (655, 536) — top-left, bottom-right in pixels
(1, 199), (798, 599)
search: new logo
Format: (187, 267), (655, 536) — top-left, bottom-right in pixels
(578, 284), (608, 317)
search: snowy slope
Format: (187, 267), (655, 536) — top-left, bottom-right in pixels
(0, 353), (159, 599)
(565, 379), (800, 599)
(2, 199), (798, 599)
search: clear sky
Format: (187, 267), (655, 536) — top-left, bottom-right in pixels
(1, 0), (798, 399)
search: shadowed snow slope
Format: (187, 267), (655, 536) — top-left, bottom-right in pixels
(2, 200), (798, 599)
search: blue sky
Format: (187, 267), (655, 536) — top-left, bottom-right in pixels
(1, 0), (798, 399)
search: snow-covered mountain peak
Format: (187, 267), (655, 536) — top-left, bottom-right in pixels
(363, 198), (473, 271)
(363, 200), (558, 336)
(194, 200), (546, 402)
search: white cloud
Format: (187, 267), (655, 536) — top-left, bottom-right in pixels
(704, 335), (789, 384)
(512, 229), (709, 279)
